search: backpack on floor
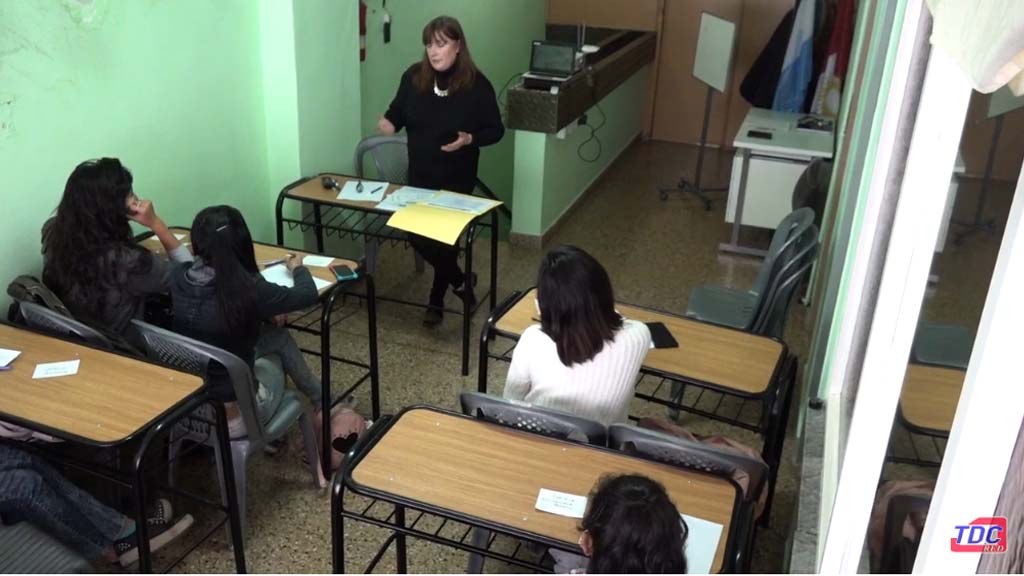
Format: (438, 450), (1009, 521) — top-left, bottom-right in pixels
(638, 417), (769, 518)
(295, 397), (369, 472)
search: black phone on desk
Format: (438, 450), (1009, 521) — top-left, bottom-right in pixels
(646, 322), (679, 349)
(747, 129), (774, 140)
(330, 264), (358, 282)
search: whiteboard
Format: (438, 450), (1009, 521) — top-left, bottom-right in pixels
(693, 12), (736, 93)
(987, 85), (1024, 119)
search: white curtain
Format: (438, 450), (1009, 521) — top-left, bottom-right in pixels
(926, 0), (1024, 94)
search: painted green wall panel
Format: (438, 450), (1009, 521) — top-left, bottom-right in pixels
(0, 0), (272, 299)
(261, 0), (302, 208)
(294, 0), (361, 175)
(512, 130), (547, 236)
(539, 66), (650, 232)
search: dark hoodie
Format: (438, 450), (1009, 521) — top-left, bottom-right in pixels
(168, 258), (319, 400)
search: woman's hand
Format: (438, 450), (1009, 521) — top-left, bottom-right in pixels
(377, 116), (396, 135)
(285, 253), (302, 272)
(441, 131), (473, 152)
(127, 199), (162, 229)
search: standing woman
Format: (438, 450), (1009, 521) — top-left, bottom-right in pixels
(377, 15), (504, 326)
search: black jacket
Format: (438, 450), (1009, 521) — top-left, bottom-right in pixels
(169, 261), (318, 400)
(384, 66), (504, 193)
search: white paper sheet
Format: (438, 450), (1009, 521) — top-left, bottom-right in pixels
(681, 514), (723, 574)
(32, 360), (80, 379)
(423, 193), (500, 214)
(260, 266), (332, 291)
(375, 186), (438, 213)
(173, 233), (187, 240)
(338, 180), (388, 202)
(302, 255), (335, 267)
(0, 348), (21, 368)
(535, 488), (588, 519)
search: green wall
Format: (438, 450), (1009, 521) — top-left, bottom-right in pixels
(512, 66), (651, 237)
(0, 0), (270, 277)
(359, 0), (546, 210)
(0, 0), (362, 304)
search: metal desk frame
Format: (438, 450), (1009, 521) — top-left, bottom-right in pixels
(275, 174), (500, 376)
(0, 322), (247, 574)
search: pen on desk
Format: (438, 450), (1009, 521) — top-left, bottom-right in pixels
(261, 255), (293, 267)
(368, 185), (384, 195)
(0, 366), (12, 372)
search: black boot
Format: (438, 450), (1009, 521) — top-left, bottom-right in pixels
(452, 272), (478, 307)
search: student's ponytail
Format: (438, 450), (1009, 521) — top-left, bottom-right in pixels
(190, 206), (260, 334)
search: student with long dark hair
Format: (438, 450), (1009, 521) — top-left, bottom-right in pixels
(376, 15), (504, 325)
(503, 246), (651, 425)
(169, 206), (323, 437)
(42, 158), (190, 338)
(576, 474), (688, 574)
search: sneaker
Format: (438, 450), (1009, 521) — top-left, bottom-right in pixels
(422, 306), (443, 327)
(147, 498), (173, 527)
(115, 514), (194, 567)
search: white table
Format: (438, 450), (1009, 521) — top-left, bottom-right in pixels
(722, 108), (835, 257)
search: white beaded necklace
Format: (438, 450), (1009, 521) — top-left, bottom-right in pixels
(433, 79), (449, 98)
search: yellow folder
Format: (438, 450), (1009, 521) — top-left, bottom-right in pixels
(386, 204), (477, 245)
(385, 191), (502, 245)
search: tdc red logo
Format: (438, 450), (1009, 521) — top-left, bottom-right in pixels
(951, 517), (1007, 553)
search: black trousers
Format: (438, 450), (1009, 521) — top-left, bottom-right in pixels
(408, 234), (465, 307)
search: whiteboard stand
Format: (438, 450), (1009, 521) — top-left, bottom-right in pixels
(659, 12), (736, 210)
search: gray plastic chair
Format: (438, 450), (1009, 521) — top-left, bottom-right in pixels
(750, 225), (820, 340)
(0, 521), (90, 573)
(18, 300), (113, 350)
(685, 207), (815, 330)
(461, 392), (607, 572)
(911, 323), (973, 369)
(355, 134), (410, 184)
(130, 320), (321, 546)
(609, 423), (767, 573)
(459, 391), (607, 445)
(354, 135), (425, 276)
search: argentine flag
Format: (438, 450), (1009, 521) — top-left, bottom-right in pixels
(773, 0), (816, 112)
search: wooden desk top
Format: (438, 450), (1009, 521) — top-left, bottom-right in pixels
(351, 408), (735, 573)
(495, 289), (784, 396)
(285, 173), (403, 211)
(140, 228), (359, 295)
(0, 323), (203, 444)
(899, 364), (966, 434)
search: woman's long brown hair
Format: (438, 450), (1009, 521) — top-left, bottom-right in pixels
(413, 16), (478, 94)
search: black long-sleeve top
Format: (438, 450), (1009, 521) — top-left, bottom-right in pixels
(384, 65), (504, 193)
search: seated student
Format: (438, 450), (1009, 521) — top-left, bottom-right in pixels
(0, 444), (192, 567)
(573, 474), (688, 574)
(169, 205), (323, 438)
(41, 158), (191, 340)
(503, 245), (651, 426)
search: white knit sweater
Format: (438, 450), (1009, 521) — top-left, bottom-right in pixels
(502, 320), (652, 426)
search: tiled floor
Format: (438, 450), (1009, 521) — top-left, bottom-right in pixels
(150, 139), (1010, 573)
